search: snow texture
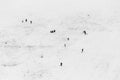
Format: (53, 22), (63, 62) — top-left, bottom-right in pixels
(0, 0), (120, 80)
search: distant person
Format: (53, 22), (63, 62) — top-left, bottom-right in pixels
(25, 19), (27, 22)
(81, 48), (84, 53)
(60, 62), (63, 66)
(67, 37), (70, 41)
(83, 30), (87, 35)
(30, 21), (32, 24)
(50, 30), (56, 33)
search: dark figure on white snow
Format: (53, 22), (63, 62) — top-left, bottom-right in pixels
(50, 30), (56, 33)
(30, 21), (32, 24)
(81, 48), (84, 53)
(25, 19), (27, 22)
(83, 30), (87, 35)
(60, 62), (63, 66)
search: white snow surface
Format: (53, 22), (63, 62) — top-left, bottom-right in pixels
(0, 1), (120, 79)
(0, 23), (120, 80)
